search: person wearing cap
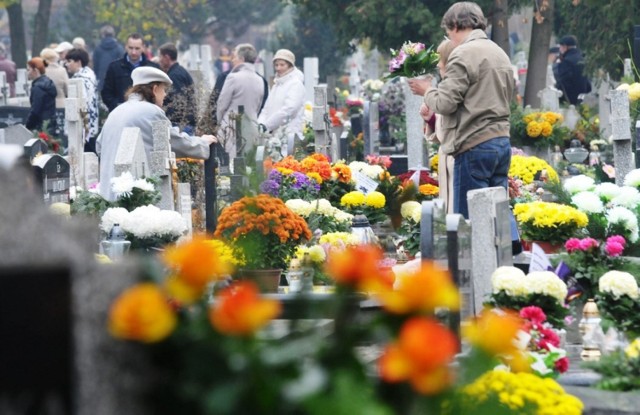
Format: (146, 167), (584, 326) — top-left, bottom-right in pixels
(101, 33), (159, 112)
(55, 41), (74, 62)
(65, 48), (99, 153)
(257, 49), (305, 151)
(554, 35), (591, 105)
(216, 43), (265, 160)
(96, 66), (217, 201)
(25, 57), (57, 135)
(0, 43), (16, 98)
(93, 25), (125, 92)
(40, 48), (68, 108)
(72, 37), (86, 51)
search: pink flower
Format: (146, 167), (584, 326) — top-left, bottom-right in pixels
(520, 306), (547, 325)
(555, 356), (570, 373)
(607, 235), (626, 246)
(538, 328), (560, 350)
(578, 238), (599, 251)
(412, 42), (426, 53)
(564, 238), (582, 253)
(605, 241), (625, 257)
(602, 164), (616, 179)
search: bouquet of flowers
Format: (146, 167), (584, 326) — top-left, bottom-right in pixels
(100, 205), (187, 250)
(510, 105), (570, 148)
(519, 306), (570, 378)
(513, 201), (588, 246)
(486, 266), (569, 327)
(509, 155), (559, 185)
(214, 194), (312, 270)
(285, 198), (353, 234)
(596, 270), (640, 339)
(35, 130), (63, 154)
(397, 201), (421, 257)
(259, 168), (321, 202)
(340, 190), (387, 225)
(386, 41), (439, 80)
(362, 79), (384, 101)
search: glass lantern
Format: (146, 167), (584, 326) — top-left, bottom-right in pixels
(100, 223), (131, 261)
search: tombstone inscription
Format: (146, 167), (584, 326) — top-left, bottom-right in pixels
(32, 153), (71, 205)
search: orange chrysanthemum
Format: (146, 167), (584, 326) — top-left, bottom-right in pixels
(324, 244), (384, 288)
(331, 163), (352, 183)
(419, 184), (439, 196)
(209, 281), (281, 336)
(300, 156), (332, 180)
(108, 283), (177, 343)
(375, 261), (460, 314)
(162, 236), (233, 289)
(273, 155), (302, 172)
(379, 317), (457, 394)
(463, 308), (523, 356)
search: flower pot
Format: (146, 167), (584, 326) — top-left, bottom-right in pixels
(522, 240), (562, 254)
(237, 269), (283, 293)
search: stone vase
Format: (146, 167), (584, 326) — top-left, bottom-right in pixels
(237, 269), (283, 293)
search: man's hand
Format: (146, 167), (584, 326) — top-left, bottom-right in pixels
(419, 103), (433, 121)
(407, 76), (433, 96)
(201, 134), (217, 145)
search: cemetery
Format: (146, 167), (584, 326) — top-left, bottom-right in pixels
(5, 1), (640, 414)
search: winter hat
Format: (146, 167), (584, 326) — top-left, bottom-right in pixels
(273, 49), (295, 67)
(54, 41), (73, 54)
(40, 48), (59, 64)
(559, 35), (577, 47)
(131, 66), (173, 86)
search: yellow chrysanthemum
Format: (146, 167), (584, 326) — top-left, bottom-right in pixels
(540, 121), (553, 137)
(341, 191), (366, 207)
(509, 155), (559, 184)
(364, 191), (386, 209)
(429, 154), (439, 173)
(526, 121), (542, 137)
(306, 172), (323, 184)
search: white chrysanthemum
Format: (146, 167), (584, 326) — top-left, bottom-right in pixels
(563, 174), (595, 194)
(311, 198), (333, 215)
(611, 187), (640, 209)
(571, 191), (604, 214)
(401, 201), (421, 221)
(100, 207), (130, 233)
(362, 164), (384, 179)
(607, 206), (640, 242)
(50, 202), (71, 217)
(594, 182), (622, 201)
(319, 231), (358, 247)
(599, 270), (639, 299)
(285, 199), (312, 217)
(524, 271), (568, 304)
(69, 186), (82, 201)
(491, 266), (527, 296)
(624, 169), (640, 188)
(110, 171), (135, 197)
(124, 205), (186, 238)
(333, 210), (354, 223)
(348, 161), (368, 173)
(308, 245), (327, 263)
(132, 178), (155, 192)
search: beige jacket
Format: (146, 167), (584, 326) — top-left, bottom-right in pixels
(424, 29), (514, 156)
(45, 63), (68, 108)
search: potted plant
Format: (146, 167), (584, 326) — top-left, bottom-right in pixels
(214, 194), (312, 292)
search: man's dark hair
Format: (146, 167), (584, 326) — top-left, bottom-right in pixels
(66, 48), (89, 67)
(127, 33), (144, 42)
(100, 25), (115, 38)
(441, 2), (487, 32)
(159, 43), (178, 61)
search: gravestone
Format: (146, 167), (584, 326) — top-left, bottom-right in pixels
(609, 89), (634, 186)
(624, 58), (634, 79)
(304, 57), (319, 104)
(32, 153), (70, 205)
(387, 155), (408, 176)
(467, 186), (511, 315)
(363, 101), (379, 156)
(598, 76), (612, 139)
(200, 44), (214, 88)
(404, 83), (427, 169)
(23, 138), (49, 163)
(447, 213), (474, 321)
(204, 143), (218, 234)
(83, 152), (100, 188)
(260, 50), (274, 83)
(312, 85), (329, 156)
(339, 130), (349, 161)
(150, 120), (176, 210)
(2, 123), (33, 145)
(255, 145), (266, 183)
(15, 68), (28, 97)
(0, 71), (7, 105)
(349, 64), (361, 97)
(538, 86), (562, 111)
(420, 199), (448, 268)
(176, 182), (193, 237)
(65, 80), (85, 188)
(365, 48), (381, 81)
(114, 127), (150, 179)
(326, 75), (337, 106)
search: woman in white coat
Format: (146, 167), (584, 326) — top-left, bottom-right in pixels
(258, 49), (305, 152)
(97, 66), (216, 201)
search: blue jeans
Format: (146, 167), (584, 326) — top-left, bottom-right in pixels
(453, 137), (511, 219)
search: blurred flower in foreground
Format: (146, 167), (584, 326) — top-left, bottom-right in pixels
(162, 237), (234, 303)
(375, 261), (459, 314)
(209, 281), (281, 336)
(325, 244), (391, 290)
(379, 317), (457, 394)
(108, 283), (177, 343)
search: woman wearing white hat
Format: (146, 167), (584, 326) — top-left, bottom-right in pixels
(97, 66), (217, 201)
(257, 49), (305, 152)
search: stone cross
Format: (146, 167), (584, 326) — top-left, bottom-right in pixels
(312, 85), (329, 156)
(304, 57), (319, 104)
(365, 48), (381, 81)
(326, 75), (337, 106)
(598, 76), (612, 139)
(363, 100), (379, 155)
(64, 79), (86, 188)
(199, 44), (214, 89)
(467, 186), (512, 315)
(176, 182), (193, 237)
(624, 58), (634, 79)
(15, 68), (28, 97)
(113, 127), (150, 179)
(349, 64), (361, 97)
(609, 89), (634, 185)
(538, 86), (562, 111)
(404, 82), (428, 169)
(188, 44), (201, 71)
(260, 49), (274, 83)
(150, 120), (176, 210)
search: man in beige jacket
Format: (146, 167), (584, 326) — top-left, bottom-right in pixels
(409, 1), (514, 219)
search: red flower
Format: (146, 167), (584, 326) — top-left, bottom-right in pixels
(554, 356), (569, 373)
(519, 306), (547, 325)
(538, 327), (560, 350)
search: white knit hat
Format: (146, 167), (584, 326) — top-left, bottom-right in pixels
(131, 66), (172, 86)
(54, 41), (73, 54)
(273, 49), (295, 67)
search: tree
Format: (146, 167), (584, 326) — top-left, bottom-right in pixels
(3, 0), (27, 68)
(523, 0), (554, 107)
(32, 0), (53, 56)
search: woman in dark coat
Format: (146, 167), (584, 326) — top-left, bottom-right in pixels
(25, 57), (57, 134)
